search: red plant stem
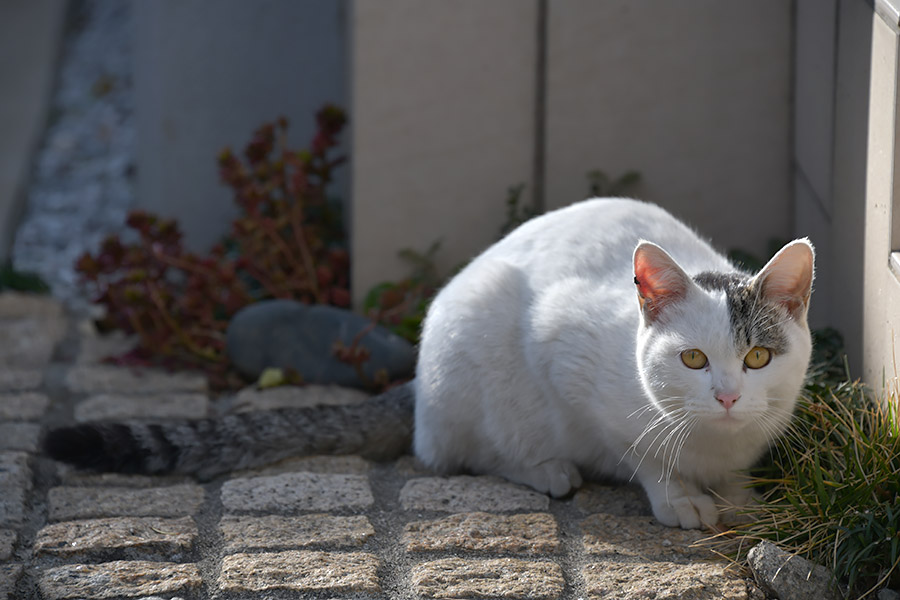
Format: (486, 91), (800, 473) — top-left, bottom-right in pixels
(237, 256), (299, 299)
(288, 198), (323, 302)
(145, 281), (223, 363)
(258, 217), (310, 280)
(152, 249), (232, 282)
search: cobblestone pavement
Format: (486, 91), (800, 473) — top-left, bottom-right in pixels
(1, 292), (765, 599)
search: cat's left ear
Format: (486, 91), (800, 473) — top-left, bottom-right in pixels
(633, 242), (694, 324)
(752, 238), (815, 319)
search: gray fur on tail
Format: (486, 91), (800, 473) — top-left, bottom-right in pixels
(43, 383), (414, 480)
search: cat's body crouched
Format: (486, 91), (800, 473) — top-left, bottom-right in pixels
(414, 198), (813, 529)
(43, 198), (814, 530)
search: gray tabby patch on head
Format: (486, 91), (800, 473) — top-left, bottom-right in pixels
(693, 271), (789, 354)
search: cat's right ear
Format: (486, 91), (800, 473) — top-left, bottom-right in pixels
(633, 242), (692, 324)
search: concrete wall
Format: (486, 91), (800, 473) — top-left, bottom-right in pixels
(134, 0), (348, 252)
(0, 0), (66, 263)
(350, 1), (539, 300)
(827, 0), (873, 377)
(350, 1), (793, 303)
(793, 0), (839, 334)
(544, 1), (792, 252)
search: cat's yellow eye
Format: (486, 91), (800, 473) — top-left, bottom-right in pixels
(681, 349), (708, 369)
(744, 346), (772, 369)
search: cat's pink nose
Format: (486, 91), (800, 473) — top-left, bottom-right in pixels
(716, 392), (741, 410)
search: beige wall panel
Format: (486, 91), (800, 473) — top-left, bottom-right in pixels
(863, 14), (900, 391)
(351, 1), (538, 303)
(545, 1), (791, 259)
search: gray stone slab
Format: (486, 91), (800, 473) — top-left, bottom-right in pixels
(0, 317), (65, 367)
(56, 467), (190, 488)
(0, 392), (49, 420)
(410, 558), (564, 599)
(219, 551), (380, 595)
(583, 561), (749, 600)
(34, 516), (197, 561)
(220, 514), (375, 552)
(230, 384), (369, 412)
(581, 513), (710, 562)
(0, 564), (22, 600)
(75, 329), (137, 364)
(233, 455), (370, 478)
(222, 472), (374, 514)
(0, 529), (15, 560)
(0, 292), (63, 319)
(403, 512), (559, 555)
(39, 561), (202, 600)
(74, 393), (210, 422)
(748, 540), (838, 600)
(0, 422), (41, 452)
(400, 476), (550, 513)
(48, 484), (205, 521)
(0, 370), (42, 391)
(64, 365), (207, 395)
(0, 452), (31, 526)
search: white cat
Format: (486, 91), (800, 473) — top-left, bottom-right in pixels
(44, 198), (814, 530)
(414, 198), (813, 528)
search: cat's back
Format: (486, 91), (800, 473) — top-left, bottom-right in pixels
(466, 198), (732, 291)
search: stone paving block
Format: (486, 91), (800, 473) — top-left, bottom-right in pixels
(0, 292), (64, 319)
(65, 365), (207, 395)
(48, 484), (205, 521)
(57, 466), (190, 488)
(581, 513), (709, 562)
(220, 514), (375, 552)
(74, 393), (210, 422)
(219, 550), (380, 594)
(222, 472), (373, 514)
(231, 384), (369, 412)
(0, 422), (41, 452)
(400, 476), (549, 513)
(582, 561), (749, 600)
(0, 564), (22, 599)
(232, 454), (370, 478)
(0, 529), (15, 560)
(574, 482), (652, 516)
(0, 317), (65, 367)
(0, 452), (31, 526)
(404, 512), (559, 555)
(39, 560), (202, 600)
(410, 557), (564, 599)
(76, 329), (136, 364)
(34, 516), (197, 561)
(0, 391), (50, 420)
(0, 369), (43, 391)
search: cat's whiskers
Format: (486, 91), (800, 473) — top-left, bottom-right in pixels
(656, 414), (697, 485)
(629, 403), (686, 452)
(755, 399), (802, 450)
(624, 406), (690, 481)
(664, 417), (698, 486)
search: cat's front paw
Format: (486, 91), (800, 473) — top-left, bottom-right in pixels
(649, 492), (719, 529)
(502, 459), (582, 498)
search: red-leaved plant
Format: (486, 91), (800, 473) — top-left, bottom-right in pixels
(77, 106), (350, 389)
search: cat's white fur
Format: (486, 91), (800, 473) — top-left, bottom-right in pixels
(414, 198), (813, 529)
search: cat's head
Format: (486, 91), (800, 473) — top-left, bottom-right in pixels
(633, 239), (815, 435)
